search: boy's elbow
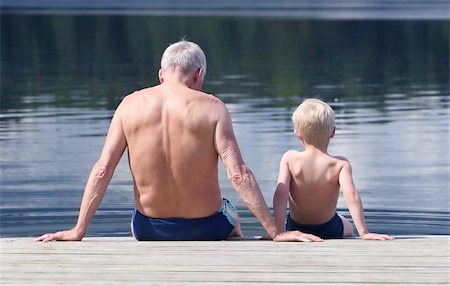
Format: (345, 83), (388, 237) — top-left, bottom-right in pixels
(344, 191), (361, 204)
(274, 185), (289, 201)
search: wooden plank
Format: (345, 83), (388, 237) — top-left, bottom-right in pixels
(1, 236), (449, 285)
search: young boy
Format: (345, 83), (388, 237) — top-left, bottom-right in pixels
(273, 98), (393, 240)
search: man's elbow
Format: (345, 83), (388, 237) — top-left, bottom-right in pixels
(230, 167), (244, 186)
(229, 164), (252, 187)
(93, 161), (113, 180)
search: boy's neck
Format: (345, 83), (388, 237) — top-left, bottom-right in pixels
(302, 140), (329, 153)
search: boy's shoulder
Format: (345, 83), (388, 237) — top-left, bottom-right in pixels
(331, 155), (353, 171)
(280, 150), (307, 166)
(332, 155), (351, 163)
(281, 149), (303, 160)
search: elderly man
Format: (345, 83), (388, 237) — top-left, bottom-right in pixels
(36, 40), (321, 242)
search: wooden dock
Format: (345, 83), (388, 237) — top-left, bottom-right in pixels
(1, 236), (449, 285)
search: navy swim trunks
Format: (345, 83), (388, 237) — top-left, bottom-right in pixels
(131, 198), (239, 241)
(286, 212), (344, 239)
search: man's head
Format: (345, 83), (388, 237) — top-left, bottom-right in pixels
(292, 98), (335, 146)
(160, 40), (207, 88)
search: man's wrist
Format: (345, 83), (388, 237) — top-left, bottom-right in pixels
(265, 224), (280, 239)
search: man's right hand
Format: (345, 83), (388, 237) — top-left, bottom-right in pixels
(273, 230), (323, 242)
(35, 228), (84, 242)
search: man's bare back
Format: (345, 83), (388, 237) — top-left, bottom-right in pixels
(119, 83), (224, 218)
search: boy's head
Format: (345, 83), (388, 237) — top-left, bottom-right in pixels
(292, 98), (335, 146)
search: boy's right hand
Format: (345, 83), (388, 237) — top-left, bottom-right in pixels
(361, 233), (395, 240)
(273, 231), (323, 242)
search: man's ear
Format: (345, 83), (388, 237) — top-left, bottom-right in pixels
(194, 68), (204, 84)
(192, 68), (204, 90)
(158, 69), (164, 83)
(330, 126), (336, 138)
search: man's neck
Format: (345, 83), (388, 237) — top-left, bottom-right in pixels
(160, 70), (201, 90)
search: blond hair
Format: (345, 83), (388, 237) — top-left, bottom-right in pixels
(292, 98), (335, 145)
(161, 40), (207, 80)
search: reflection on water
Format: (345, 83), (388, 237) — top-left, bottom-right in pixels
(2, 0), (449, 20)
(1, 14), (449, 237)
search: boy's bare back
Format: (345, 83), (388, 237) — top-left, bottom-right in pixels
(282, 149), (348, 225)
(274, 98), (393, 240)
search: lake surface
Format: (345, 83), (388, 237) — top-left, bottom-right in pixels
(1, 11), (449, 237)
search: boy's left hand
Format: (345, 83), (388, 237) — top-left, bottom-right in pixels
(361, 233), (395, 240)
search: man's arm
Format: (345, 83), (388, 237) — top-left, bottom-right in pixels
(214, 103), (321, 242)
(273, 152), (291, 233)
(36, 106), (127, 242)
(339, 160), (394, 241)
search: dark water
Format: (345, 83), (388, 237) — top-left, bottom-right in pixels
(1, 12), (449, 237)
(2, 0), (449, 20)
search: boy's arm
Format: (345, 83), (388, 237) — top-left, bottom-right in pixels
(339, 159), (394, 240)
(273, 152), (291, 233)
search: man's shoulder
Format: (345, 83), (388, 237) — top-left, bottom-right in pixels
(192, 90), (225, 105)
(191, 91), (229, 118)
(118, 87), (159, 107)
(125, 87), (156, 100)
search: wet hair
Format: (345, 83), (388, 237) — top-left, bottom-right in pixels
(292, 98), (335, 145)
(160, 40), (207, 80)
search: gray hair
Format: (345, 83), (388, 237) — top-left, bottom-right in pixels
(292, 98), (335, 145)
(160, 40), (207, 80)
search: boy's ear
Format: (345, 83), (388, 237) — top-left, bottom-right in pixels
(294, 129), (303, 140)
(330, 126), (336, 138)
(158, 69), (164, 83)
